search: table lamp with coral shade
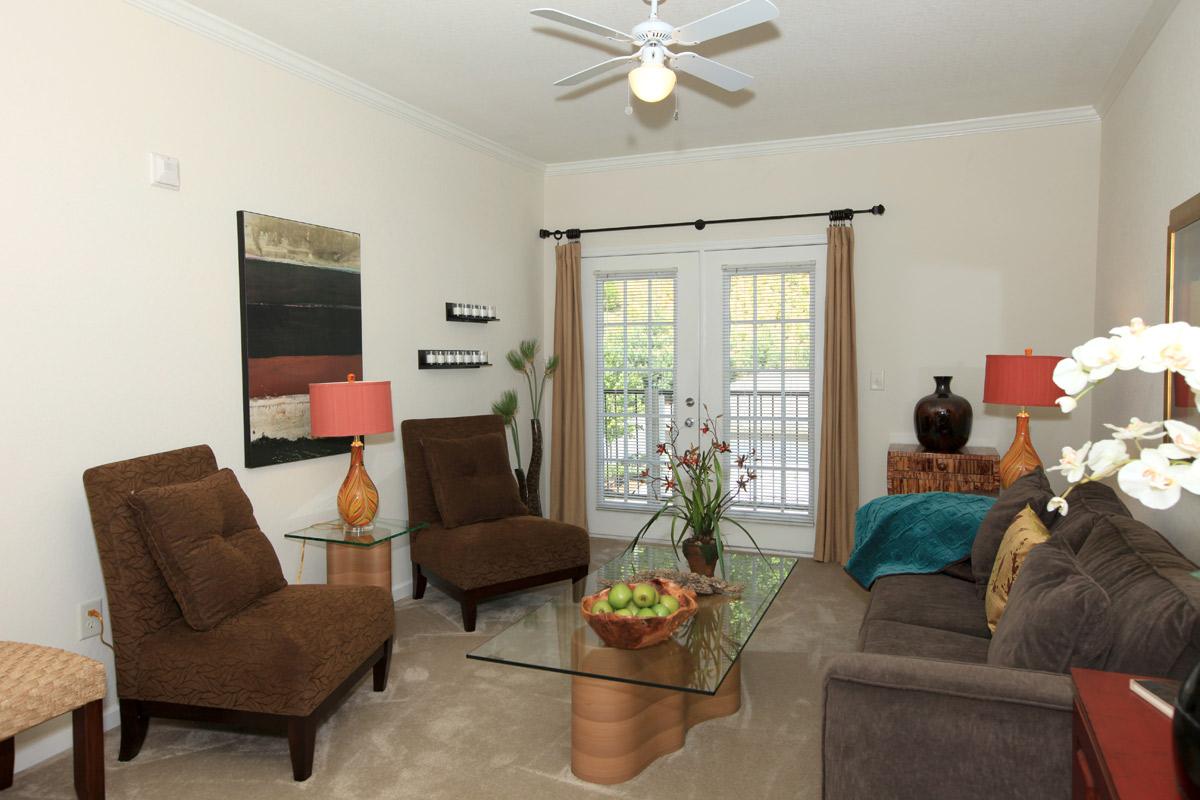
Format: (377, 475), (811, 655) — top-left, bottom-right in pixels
(983, 349), (1063, 488)
(309, 374), (394, 530)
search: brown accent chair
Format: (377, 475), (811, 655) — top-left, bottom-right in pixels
(81, 445), (394, 782)
(401, 415), (590, 631)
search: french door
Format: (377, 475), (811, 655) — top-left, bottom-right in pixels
(582, 240), (825, 556)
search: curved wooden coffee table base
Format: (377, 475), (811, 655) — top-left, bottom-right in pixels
(571, 661), (742, 785)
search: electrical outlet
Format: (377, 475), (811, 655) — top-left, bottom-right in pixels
(79, 599), (103, 640)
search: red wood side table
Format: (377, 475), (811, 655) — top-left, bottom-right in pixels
(1071, 667), (1182, 799)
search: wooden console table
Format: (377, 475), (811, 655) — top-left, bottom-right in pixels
(886, 444), (1000, 495)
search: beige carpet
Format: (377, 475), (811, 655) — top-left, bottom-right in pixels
(9, 539), (868, 799)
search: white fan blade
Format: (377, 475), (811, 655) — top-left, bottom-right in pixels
(672, 0), (779, 45)
(670, 52), (754, 91)
(531, 9), (634, 42)
(554, 55), (638, 86)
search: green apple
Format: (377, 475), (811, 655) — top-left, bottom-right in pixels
(651, 604), (670, 617)
(636, 607), (657, 618)
(591, 600), (614, 614)
(608, 583), (633, 610)
(614, 607), (636, 617)
(659, 595), (680, 614)
(631, 583), (658, 609)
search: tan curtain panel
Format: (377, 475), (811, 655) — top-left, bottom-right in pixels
(814, 224), (859, 564)
(550, 241), (589, 531)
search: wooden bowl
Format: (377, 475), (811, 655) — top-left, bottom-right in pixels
(580, 579), (698, 650)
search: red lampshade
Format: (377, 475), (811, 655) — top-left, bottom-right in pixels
(309, 375), (393, 437)
(983, 351), (1063, 408)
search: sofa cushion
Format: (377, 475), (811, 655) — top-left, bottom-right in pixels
(1047, 480), (1131, 552)
(940, 559), (974, 582)
(422, 432), (527, 528)
(986, 506), (1051, 632)
(1077, 515), (1200, 680)
(865, 573), (990, 639)
(971, 468), (1056, 597)
(133, 584), (393, 716)
(411, 515), (590, 590)
(859, 619), (990, 664)
(988, 541), (1112, 673)
(128, 468), (286, 631)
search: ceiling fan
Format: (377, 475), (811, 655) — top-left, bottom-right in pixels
(532, 0), (779, 104)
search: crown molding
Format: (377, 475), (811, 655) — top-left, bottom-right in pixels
(123, 0), (544, 172)
(544, 106), (1101, 177)
(1094, 0), (1180, 116)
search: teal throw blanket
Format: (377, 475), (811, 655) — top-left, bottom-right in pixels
(845, 492), (996, 589)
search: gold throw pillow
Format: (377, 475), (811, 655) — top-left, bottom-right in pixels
(986, 504), (1051, 632)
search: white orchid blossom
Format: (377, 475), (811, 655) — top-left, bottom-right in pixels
(1162, 419), (1200, 460)
(1086, 439), (1130, 480)
(1053, 357), (1089, 395)
(1055, 396), (1077, 413)
(1139, 322), (1200, 375)
(1117, 448), (1192, 510)
(1103, 417), (1164, 440)
(1109, 317), (1150, 338)
(1046, 442), (1091, 483)
(1072, 336), (1140, 381)
(1047, 496), (1069, 516)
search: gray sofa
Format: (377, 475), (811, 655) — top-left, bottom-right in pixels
(822, 469), (1200, 799)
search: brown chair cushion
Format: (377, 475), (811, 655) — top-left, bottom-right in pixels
(134, 584), (393, 716)
(411, 515), (590, 590)
(988, 541), (1112, 673)
(128, 468), (286, 631)
(863, 573), (990, 639)
(1076, 515), (1200, 680)
(970, 468), (1056, 597)
(858, 619), (991, 664)
(422, 432), (527, 528)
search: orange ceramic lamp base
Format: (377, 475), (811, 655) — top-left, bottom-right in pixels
(337, 438), (379, 529)
(999, 410), (1043, 488)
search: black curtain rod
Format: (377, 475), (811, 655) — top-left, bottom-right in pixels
(538, 204), (885, 241)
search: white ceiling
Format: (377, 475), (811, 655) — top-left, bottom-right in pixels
(180, 0), (1153, 164)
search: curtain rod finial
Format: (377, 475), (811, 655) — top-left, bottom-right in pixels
(538, 229), (552, 239)
(871, 205), (885, 215)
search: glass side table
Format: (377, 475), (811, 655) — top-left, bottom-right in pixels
(283, 518), (426, 592)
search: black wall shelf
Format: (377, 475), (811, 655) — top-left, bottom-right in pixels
(418, 350), (492, 369)
(445, 303), (499, 323)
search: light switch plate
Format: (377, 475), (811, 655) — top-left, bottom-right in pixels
(869, 370), (885, 391)
(149, 152), (180, 190)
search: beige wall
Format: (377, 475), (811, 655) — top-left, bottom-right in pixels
(543, 123), (1103, 536)
(1093, 0), (1200, 559)
(0, 1), (543, 770)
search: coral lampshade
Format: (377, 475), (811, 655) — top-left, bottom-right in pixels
(983, 349), (1064, 488)
(308, 374), (393, 530)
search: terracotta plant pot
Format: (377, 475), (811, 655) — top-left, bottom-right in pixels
(580, 579), (698, 650)
(682, 536), (718, 577)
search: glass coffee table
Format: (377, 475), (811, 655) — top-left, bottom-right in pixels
(467, 544), (797, 784)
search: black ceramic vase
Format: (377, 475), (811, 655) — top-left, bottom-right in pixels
(1175, 660), (1200, 798)
(913, 376), (973, 453)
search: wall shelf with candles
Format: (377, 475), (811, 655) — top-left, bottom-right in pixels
(446, 302), (499, 323)
(418, 350), (492, 369)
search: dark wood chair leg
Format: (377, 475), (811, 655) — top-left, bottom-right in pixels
(373, 638), (393, 692)
(461, 598), (478, 632)
(412, 562), (427, 600)
(287, 716), (317, 782)
(72, 699), (105, 800)
(1, 736), (13, 791)
(117, 700), (148, 762)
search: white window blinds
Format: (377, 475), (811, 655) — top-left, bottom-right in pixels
(723, 264), (816, 517)
(595, 271), (677, 506)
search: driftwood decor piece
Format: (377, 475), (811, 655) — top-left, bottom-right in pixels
(600, 568), (744, 597)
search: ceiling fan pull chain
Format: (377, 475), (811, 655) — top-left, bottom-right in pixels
(625, 82), (634, 116)
(674, 90), (680, 121)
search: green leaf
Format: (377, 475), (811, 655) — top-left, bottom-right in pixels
(490, 389), (518, 422)
(505, 349), (527, 372)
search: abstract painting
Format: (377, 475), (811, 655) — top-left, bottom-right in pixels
(238, 211), (362, 467)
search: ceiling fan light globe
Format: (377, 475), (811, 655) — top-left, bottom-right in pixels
(628, 63), (676, 103)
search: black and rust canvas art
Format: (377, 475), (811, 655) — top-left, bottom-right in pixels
(238, 211), (362, 467)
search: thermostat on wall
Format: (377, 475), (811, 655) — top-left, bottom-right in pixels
(149, 152), (180, 190)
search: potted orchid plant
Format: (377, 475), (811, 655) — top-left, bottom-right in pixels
(1045, 317), (1200, 513)
(625, 409), (765, 579)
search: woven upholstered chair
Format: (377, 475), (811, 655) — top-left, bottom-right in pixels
(81, 445), (394, 781)
(401, 414), (590, 631)
(0, 642), (106, 799)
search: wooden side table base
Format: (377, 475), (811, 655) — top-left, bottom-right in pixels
(571, 661), (742, 785)
(326, 543), (392, 592)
